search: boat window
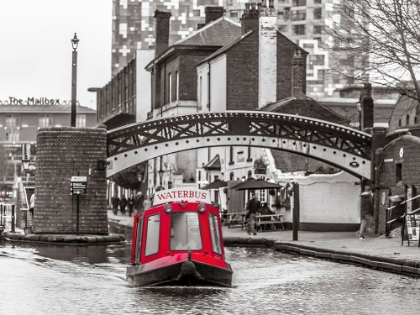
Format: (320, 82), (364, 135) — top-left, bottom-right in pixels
(209, 213), (222, 254)
(145, 214), (160, 256)
(170, 212), (202, 250)
(134, 216), (143, 264)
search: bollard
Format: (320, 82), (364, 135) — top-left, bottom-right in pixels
(11, 204), (16, 233)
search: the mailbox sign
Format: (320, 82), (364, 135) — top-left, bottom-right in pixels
(71, 176), (87, 195)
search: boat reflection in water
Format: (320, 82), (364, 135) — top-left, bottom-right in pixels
(126, 188), (233, 287)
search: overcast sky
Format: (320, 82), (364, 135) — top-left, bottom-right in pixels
(0, 0), (112, 109)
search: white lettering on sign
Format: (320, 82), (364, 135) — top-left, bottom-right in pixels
(153, 188), (211, 206)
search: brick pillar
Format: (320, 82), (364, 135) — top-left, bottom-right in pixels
(258, 1), (277, 108)
(292, 48), (305, 99)
(241, 3), (259, 34)
(360, 82), (374, 131)
(33, 126), (108, 234)
(154, 10), (171, 57)
(205, 6), (224, 24)
(371, 127), (387, 234)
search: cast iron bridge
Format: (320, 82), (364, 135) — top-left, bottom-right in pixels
(106, 111), (372, 179)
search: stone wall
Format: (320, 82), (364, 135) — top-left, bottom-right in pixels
(34, 126), (108, 234)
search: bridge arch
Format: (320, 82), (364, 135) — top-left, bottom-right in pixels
(107, 111), (372, 179)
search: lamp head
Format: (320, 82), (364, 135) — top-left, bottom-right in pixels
(22, 155), (30, 171)
(71, 33), (80, 51)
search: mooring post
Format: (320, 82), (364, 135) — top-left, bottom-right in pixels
(292, 181), (300, 241)
(11, 204), (16, 233)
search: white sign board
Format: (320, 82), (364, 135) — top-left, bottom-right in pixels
(153, 188), (211, 206)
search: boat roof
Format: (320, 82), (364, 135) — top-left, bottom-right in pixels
(153, 188), (212, 206)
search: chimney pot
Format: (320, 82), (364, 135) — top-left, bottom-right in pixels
(257, 3), (262, 12)
(251, 3), (257, 12)
(245, 3), (250, 13)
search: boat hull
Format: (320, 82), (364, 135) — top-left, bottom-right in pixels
(127, 259), (233, 287)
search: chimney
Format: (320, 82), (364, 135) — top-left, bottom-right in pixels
(205, 6), (224, 24)
(291, 48), (305, 99)
(241, 3), (259, 34)
(154, 10), (171, 57)
(360, 82), (374, 131)
(258, 0), (278, 108)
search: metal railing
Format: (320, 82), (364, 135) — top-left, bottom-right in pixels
(0, 203), (16, 233)
(385, 193), (420, 247)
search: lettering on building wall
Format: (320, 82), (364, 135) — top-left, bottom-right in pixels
(0, 97), (79, 106)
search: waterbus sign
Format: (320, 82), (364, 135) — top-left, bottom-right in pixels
(153, 188), (211, 206)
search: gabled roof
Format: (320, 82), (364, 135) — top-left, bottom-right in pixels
(197, 28), (308, 67)
(260, 96), (350, 125)
(146, 17), (241, 71)
(203, 154), (221, 171)
(197, 30), (255, 67)
(174, 17), (241, 47)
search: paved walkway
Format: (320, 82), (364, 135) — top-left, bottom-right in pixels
(108, 210), (420, 275)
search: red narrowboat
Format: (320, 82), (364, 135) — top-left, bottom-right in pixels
(126, 188), (233, 287)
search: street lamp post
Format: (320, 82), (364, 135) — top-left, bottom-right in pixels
(71, 33), (79, 127)
(158, 168), (164, 186)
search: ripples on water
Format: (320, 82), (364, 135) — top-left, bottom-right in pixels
(1, 239), (419, 315)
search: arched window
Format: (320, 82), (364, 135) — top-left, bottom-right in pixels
(230, 172), (234, 180)
(398, 119), (402, 127)
(247, 170), (252, 178)
(406, 115), (410, 126)
(415, 116), (418, 124)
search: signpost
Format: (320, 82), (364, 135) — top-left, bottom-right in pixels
(71, 176), (87, 234)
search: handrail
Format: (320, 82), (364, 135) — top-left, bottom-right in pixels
(386, 207), (420, 226)
(385, 193), (420, 212)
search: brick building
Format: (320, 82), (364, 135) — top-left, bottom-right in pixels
(372, 93), (420, 235)
(0, 100), (96, 201)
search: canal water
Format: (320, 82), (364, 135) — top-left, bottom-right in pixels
(1, 240), (419, 315)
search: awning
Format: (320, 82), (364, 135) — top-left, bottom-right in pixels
(203, 154), (221, 171)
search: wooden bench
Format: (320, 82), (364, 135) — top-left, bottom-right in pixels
(255, 214), (284, 232)
(223, 212), (247, 229)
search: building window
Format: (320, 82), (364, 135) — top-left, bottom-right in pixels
(292, 25), (305, 35)
(207, 71), (211, 110)
(38, 115), (52, 128)
(313, 8), (322, 20)
(291, 10), (306, 21)
(292, 0), (306, 6)
(230, 11), (238, 18)
(398, 119), (402, 127)
(230, 172), (234, 180)
(76, 114), (86, 127)
(5, 115), (20, 142)
(415, 116), (418, 124)
(145, 214), (160, 256)
(199, 76), (202, 109)
(406, 115), (410, 126)
(168, 73), (172, 103)
(313, 25), (322, 34)
(237, 151), (245, 163)
(175, 71), (179, 101)
(396, 163), (402, 183)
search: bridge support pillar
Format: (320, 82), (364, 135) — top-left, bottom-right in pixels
(34, 126), (108, 234)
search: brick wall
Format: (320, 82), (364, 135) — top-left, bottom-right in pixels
(226, 31), (307, 110)
(226, 31), (259, 110)
(277, 33), (307, 100)
(34, 126), (108, 234)
(376, 135), (420, 234)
